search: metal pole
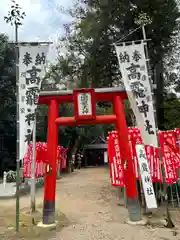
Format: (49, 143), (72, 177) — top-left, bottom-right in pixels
(15, 22), (20, 232)
(3, 171), (7, 189)
(31, 115), (36, 213)
(170, 185), (174, 208)
(123, 187), (127, 208)
(142, 26), (147, 43)
(175, 183), (180, 207)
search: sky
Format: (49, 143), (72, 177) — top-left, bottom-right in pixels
(0, 0), (74, 62)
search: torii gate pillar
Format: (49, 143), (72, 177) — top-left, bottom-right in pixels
(43, 99), (58, 224)
(113, 95), (141, 221)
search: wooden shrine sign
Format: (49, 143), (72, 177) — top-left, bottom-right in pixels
(73, 88), (96, 120)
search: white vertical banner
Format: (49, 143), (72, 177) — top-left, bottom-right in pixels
(19, 44), (49, 160)
(115, 42), (158, 147)
(136, 144), (157, 209)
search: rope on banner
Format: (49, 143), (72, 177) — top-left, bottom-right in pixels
(113, 25), (152, 47)
(115, 26), (142, 43)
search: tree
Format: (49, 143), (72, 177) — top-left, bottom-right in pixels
(52, 0), (180, 129)
(164, 22), (180, 94)
(57, 0), (179, 81)
(164, 92), (180, 129)
(0, 34), (16, 175)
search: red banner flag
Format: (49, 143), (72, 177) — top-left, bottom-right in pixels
(23, 142), (67, 178)
(159, 132), (178, 184)
(128, 127), (142, 180)
(107, 132), (124, 186)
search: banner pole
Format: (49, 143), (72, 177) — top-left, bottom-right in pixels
(142, 25), (157, 214)
(31, 115), (37, 213)
(4, 1), (26, 232)
(142, 25), (168, 216)
(15, 22), (20, 233)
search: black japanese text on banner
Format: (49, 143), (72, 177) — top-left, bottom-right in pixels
(19, 45), (49, 160)
(115, 43), (158, 147)
(136, 144), (157, 209)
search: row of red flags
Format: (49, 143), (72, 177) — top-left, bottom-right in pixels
(23, 142), (68, 178)
(108, 128), (180, 186)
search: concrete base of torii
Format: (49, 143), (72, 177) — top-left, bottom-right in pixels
(37, 221), (58, 228)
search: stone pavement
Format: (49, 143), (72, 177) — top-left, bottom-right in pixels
(0, 182), (16, 198)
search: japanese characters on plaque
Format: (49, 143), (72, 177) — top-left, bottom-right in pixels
(19, 44), (49, 160)
(77, 93), (92, 116)
(115, 42), (158, 147)
(136, 144), (157, 209)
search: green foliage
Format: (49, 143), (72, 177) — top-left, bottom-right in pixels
(164, 92), (180, 130)
(46, 0), (180, 130)
(4, 0), (26, 26)
(55, 0), (180, 89)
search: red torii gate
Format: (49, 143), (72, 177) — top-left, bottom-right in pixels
(38, 87), (140, 225)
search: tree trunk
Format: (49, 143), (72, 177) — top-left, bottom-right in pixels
(155, 61), (165, 130)
(66, 136), (81, 173)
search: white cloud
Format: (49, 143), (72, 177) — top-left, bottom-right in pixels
(0, 0), (73, 62)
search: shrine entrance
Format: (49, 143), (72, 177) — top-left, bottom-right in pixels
(38, 87), (141, 225)
(83, 136), (108, 167)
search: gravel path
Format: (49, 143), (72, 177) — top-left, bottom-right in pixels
(50, 167), (178, 240)
(0, 167), (178, 239)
